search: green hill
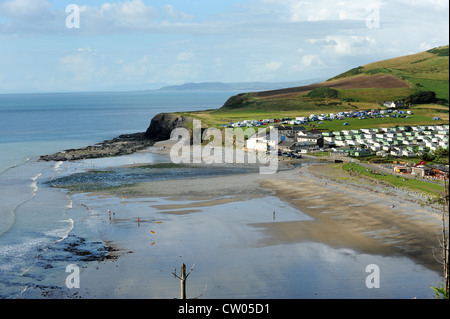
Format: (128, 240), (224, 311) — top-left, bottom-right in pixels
(178, 46), (449, 129)
(328, 45), (449, 103)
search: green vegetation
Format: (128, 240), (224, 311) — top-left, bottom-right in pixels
(360, 45), (449, 103)
(182, 102), (448, 131)
(342, 162), (444, 196)
(179, 46), (448, 130)
(328, 45), (449, 103)
(306, 87), (338, 99)
(336, 88), (414, 103)
(427, 47), (449, 57)
(328, 66), (364, 81)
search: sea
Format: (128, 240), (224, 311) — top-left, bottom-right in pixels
(0, 90), (444, 299)
(0, 90), (236, 298)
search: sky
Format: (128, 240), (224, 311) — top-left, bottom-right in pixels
(0, 0), (448, 93)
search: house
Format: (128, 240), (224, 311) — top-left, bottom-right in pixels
(411, 166), (431, 177)
(376, 150), (389, 157)
(278, 139), (296, 152)
(246, 134), (277, 152)
(275, 125), (305, 138)
(293, 141), (320, 153)
(350, 149), (372, 157)
(384, 101), (404, 108)
(394, 165), (411, 173)
(297, 133), (324, 147)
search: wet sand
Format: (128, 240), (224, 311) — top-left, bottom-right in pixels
(256, 167), (444, 273)
(92, 155), (445, 275)
(37, 144), (446, 299)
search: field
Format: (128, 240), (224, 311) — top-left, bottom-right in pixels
(342, 162), (445, 197)
(179, 102), (448, 131)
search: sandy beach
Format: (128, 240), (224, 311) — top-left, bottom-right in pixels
(100, 158), (444, 273)
(31, 142), (446, 299)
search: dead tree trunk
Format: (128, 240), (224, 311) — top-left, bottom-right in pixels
(442, 178), (449, 297)
(173, 263), (195, 299)
(180, 263), (186, 299)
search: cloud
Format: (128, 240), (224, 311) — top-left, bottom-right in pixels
(260, 0), (385, 23)
(59, 47), (108, 83)
(301, 54), (325, 68)
(99, 0), (157, 27)
(264, 61), (282, 72)
(311, 35), (377, 56)
(177, 50), (195, 61)
(163, 4), (194, 20)
(0, 0), (52, 19)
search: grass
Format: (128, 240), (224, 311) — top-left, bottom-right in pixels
(336, 88), (415, 103)
(328, 45), (449, 103)
(181, 104), (448, 132)
(177, 46), (449, 131)
(342, 162), (444, 196)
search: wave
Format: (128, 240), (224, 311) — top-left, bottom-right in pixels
(30, 173), (42, 196)
(0, 170), (42, 237)
(43, 218), (74, 243)
(0, 157), (31, 177)
(53, 161), (63, 171)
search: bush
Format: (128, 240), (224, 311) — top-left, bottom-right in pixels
(306, 87), (339, 99)
(405, 90), (437, 104)
(427, 47), (449, 57)
(421, 152), (436, 162)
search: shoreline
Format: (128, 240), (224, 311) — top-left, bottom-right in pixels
(29, 140), (446, 298)
(83, 144), (445, 274)
(39, 132), (154, 162)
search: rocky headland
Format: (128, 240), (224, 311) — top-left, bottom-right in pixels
(39, 112), (193, 161)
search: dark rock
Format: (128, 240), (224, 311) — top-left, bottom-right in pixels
(39, 132), (154, 162)
(144, 112), (194, 141)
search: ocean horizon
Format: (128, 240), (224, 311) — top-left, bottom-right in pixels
(0, 90), (443, 299)
(0, 90), (237, 298)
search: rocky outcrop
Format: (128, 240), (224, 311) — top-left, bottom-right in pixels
(40, 112), (194, 162)
(144, 112), (194, 141)
(39, 133), (154, 161)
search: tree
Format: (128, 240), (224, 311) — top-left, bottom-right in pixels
(432, 177), (449, 299)
(421, 152), (436, 162)
(405, 91), (436, 104)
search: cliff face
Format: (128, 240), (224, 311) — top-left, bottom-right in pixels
(144, 112), (194, 141)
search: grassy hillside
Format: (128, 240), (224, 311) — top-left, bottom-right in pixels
(178, 46), (449, 129)
(328, 45), (449, 102)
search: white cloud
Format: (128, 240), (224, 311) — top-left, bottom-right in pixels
(177, 50), (195, 61)
(301, 54), (325, 67)
(261, 0), (385, 23)
(264, 61), (282, 72)
(59, 47), (107, 83)
(395, 0), (448, 9)
(0, 0), (52, 19)
(100, 0), (157, 27)
(118, 56), (153, 78)
(163, 4), (194, 20)
(311, 35), (377, 56)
